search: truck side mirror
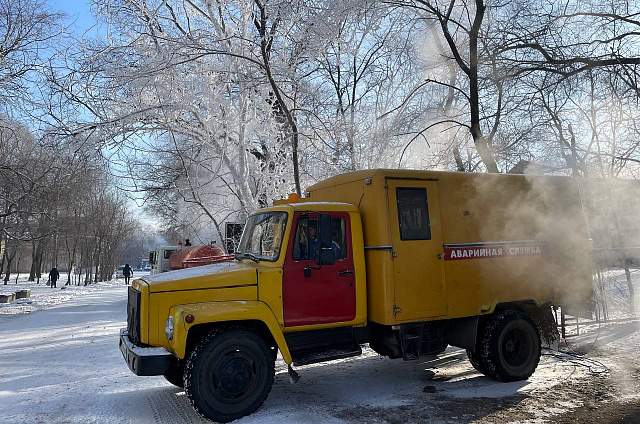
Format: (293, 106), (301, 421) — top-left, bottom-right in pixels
(149, 252), (156, 265)
(318, 214), (332, 249)
(316, 248), (335, 266)
(316, 214), (335, 265)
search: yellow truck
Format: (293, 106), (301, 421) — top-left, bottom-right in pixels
(119, 169), (593, 422)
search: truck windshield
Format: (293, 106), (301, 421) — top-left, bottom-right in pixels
(236, 212), (288, 262)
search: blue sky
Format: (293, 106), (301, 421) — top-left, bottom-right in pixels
(46, 1), (155, 222)
(48, 0), (98, 36)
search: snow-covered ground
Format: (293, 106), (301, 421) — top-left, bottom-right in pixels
(0, 273), (130, 316)
(0, 270), (638, 424)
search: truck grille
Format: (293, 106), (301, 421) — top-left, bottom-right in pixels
(127, 286), (141, 344)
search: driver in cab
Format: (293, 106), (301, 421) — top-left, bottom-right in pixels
(294, 219), (340, 260)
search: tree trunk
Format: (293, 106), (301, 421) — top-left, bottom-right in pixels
(596, 267), (608, 321)
(468, 0), (499, 173)
(14, 251), (21, 284)
(255, 0), (301, 195)
(0, 248), (5, 281)
(35, 242), (43, 282)
(66, 262), (73, 286)
(453, 144), (466, 172)
(624, 260), (635, 313)
(4, 249), (15, 285)
(29, 241), (37, 281)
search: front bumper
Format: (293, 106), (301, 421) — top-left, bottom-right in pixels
(119, 328), (172, 376)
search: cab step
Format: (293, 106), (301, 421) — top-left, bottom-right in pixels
(292, 345), (362, 366)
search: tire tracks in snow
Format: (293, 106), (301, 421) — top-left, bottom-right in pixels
(146, 389), (208, 424)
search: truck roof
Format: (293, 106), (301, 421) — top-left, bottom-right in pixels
(263, 202), (359, 213)
(305, 168), (574, 193)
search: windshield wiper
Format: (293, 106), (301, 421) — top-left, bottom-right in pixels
(235, 252), (260, 263)
(246, 253), (260, 263)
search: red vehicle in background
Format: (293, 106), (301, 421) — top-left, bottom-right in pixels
(149, 239), (233, 274)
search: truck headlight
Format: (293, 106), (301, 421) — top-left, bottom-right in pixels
(165, 316), (174, 341)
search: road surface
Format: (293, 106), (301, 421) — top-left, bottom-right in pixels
(1, 281), (639, 423)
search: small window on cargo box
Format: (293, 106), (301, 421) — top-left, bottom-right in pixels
(396, 188), (431, 240)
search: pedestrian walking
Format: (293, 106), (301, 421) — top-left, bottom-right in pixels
(123, 264), (133, 285)
(49, 267), (60, 288)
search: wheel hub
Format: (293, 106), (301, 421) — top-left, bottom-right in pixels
(213, 352), (256, 399)
(502, 326), (529, 367)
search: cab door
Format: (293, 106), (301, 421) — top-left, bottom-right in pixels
(282, 212), (356, 327)
(387, 180), (446, 320)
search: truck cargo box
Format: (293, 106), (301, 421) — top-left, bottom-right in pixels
(305, 169), (593, 324)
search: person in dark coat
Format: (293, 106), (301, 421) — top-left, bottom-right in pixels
(123, 264), (133, 285)
(295, 220), (340, 260)
(49, 267), (60, 288)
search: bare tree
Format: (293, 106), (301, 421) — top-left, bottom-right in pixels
(0, 0), (62, 112)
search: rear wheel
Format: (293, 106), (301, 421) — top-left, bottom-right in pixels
(184, 329), (275, 423)
(431, 344), (448, 355)
(467, 318), (489, 374)
(479, 310), (541, 381)
(466, 349), (488, 374)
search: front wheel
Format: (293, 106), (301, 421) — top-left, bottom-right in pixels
(163, 359), (185, 388)
(479, 310), (541, 382)
(184, 329), (275, 423)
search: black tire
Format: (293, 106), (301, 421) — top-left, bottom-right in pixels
(184, 329), (275, 423)
(163, 359), (185, 388)
(466, 349), (488, 374)
(467, 317), (489, 375)
(480, 310), (541, 382)
(428, 344), (448, 355)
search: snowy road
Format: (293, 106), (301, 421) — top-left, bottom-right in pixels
(1, 280), (639, 424)
(0, 284), (169, 424)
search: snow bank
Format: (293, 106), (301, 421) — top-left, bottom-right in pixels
(0, 272), (147, 317)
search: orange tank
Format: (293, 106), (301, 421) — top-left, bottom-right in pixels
(168, 245), (226, 270)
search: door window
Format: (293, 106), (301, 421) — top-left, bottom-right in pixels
(292, 216), (347, 260)
(396, 187), (431, 240)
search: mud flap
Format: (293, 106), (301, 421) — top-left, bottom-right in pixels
(448, 316), (478, 351)
(288, 364), (300, 384)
